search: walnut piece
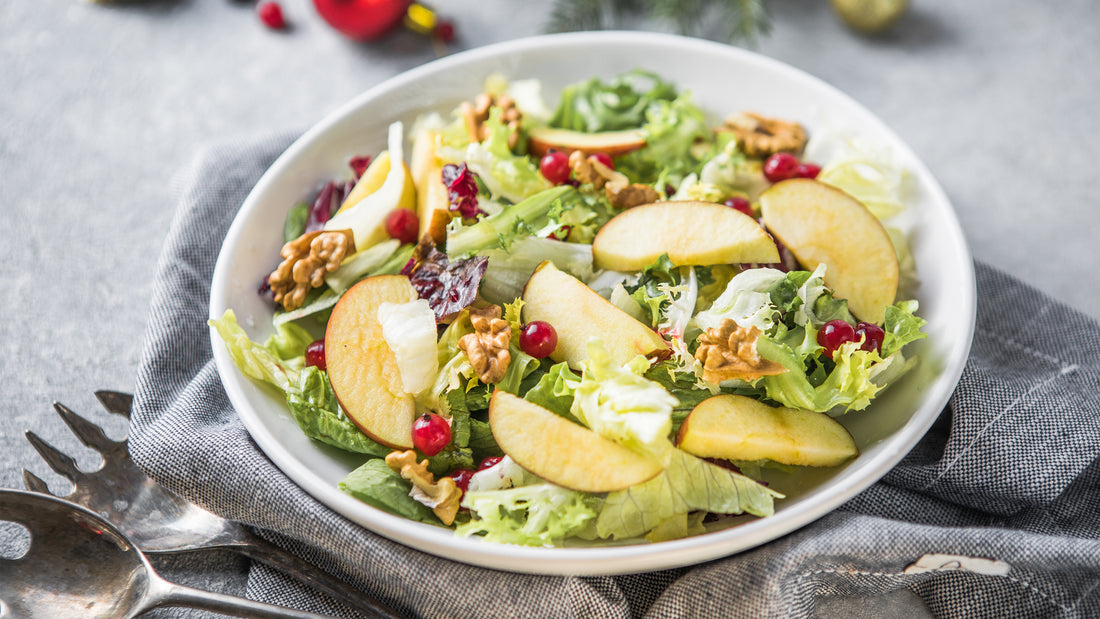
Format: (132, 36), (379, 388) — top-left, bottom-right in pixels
(457, 305), (511, 384)
(694, 319), (787, 384)
(268, 229), (354, 311)
(385, 450), (461, 526)
(719, 112), (808, 158)
(460, 93), (522, 149)
(568, 150), (660, 209)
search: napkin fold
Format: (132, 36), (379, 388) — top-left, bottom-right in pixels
(131, 134), (1100, 618)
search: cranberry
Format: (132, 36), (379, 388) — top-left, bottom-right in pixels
(590, 152), (615, 170)
(478, 456), (503, 471)
(539, 151), (571, 185)
(385, 209), (420, 245)
(257, 1), (287, 29)
(449, 467), (475, 493)
(795, 162), (822, 179)
(763, 152), (800, 183)
(305, 339), (326, 371)
(519, 321), (558, 358)
(724, 196), (753, 217)
(817, 319), (856, 356)
(433, 19), (456, 43)
(855, 322), (886, 353)
(412, 413), (451, 456)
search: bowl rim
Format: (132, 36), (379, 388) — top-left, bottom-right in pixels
(209, 30), (976, 575)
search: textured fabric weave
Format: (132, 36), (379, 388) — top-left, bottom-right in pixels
(130, 134), (1100, 618)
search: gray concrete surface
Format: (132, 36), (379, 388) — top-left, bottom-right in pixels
(2, 0), (1097, 616)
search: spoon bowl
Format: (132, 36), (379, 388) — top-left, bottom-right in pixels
(0, 489), (335, 619)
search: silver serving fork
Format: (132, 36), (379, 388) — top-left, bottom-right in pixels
(22, 391), (404, 619)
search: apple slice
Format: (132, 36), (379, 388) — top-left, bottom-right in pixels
(336, 150), (416, 216)
(409, 128), (452, 243)
(325, 274), (418, 449)
(676, 394), (858, 467)
(489, 391), (663, 492)
(591, 201), (780, 271)
(527, 126), (646, 159)
(759, 179), (898, 324)
(522, 261), (669, 368)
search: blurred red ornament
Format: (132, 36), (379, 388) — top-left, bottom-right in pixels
(312, 0), (454, 43)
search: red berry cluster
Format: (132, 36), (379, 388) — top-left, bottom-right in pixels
(816, 319), (886, 357)
(762, 153), (822, 183)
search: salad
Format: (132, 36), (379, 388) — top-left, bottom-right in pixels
(211, 70), (926, 547)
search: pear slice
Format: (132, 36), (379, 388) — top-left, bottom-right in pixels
(527, 126), (646, 159)
(325, 274), (418, 449)
(522, 261), (669, 368)
(409, 128), (452, 243)
(676, 394), (858, 467)
(489, 391), (663, 492)
(759, 179), (898, 324)
(591, 201), (780, 271)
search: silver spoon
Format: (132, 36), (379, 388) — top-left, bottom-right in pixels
(0, 489), (338, 619)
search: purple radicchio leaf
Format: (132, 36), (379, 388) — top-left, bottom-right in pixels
(304, 180), (353, 234)
(441, 163), (485, 220)
(401, 237), (488, 322)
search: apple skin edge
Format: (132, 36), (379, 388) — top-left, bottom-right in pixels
(526, 126), (647, 159)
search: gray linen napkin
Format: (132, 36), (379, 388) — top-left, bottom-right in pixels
(131, 134), (1100, 618)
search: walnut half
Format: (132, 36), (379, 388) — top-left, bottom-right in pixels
(460, 93), (522, 149)
(694, 319), (787, 384)
(568, 150), (660, 209)
(719, 112), (808, 159)
(268, 229), (354, 311)
(457, 305), (512, 384)
(385, 450), (462, 526)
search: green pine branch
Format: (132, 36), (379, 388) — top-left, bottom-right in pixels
(546, 0), (771, 45)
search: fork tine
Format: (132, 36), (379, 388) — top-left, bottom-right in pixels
(94, 390), (133, 418)
(24, 431), (86, 483)
(53, 401), (125, 451)
(22, 469), (54, 495)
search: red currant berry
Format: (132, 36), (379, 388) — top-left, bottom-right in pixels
(449, 468), (476, 493)
(763, 152), (800, 183)
(724, 196), (753, 217)
(385, 209), (420, 245)
(795, 162), (822, 179)
(855, 322), (886, 353)
(817, 319), (856, 356)
(412, 413), (451, 456)
(539, 151), (571, 185)
(257, 1), (287, 29)
(305, 339), (326, 371)
(590, 152), (614, 170)
(519, 321), (558, 358)
(478, 456), (503, 471)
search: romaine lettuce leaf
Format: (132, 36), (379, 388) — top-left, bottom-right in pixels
(596, 449), (781, 540)
(287, 367), (392, 456)
(549, 69), (678, 132)
(445, 185), (575, 258)
(615, 92), (711, 186)
(339, 459), (441, 525)
(522, 361), (581, 419)
(209, 310), (297, 392)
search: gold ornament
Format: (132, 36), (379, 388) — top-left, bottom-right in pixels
(831, 0), (910, 35)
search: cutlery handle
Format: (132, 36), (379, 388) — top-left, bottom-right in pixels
(237, 534), (406, 619)
(150, 580), (338, 619)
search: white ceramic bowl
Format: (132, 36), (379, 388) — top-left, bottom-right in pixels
(210, 31), (975, 576)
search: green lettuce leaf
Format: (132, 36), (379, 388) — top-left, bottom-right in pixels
(456, 483), (600, 546)
(549, 69), (678, 132)
(464, 107), (551, 203)
(445, 185), (575, 258)
(615, 92), (712, 186)
(339, 459), (441, 525)
(209, 309), (296, 392)
(882, 300), (927, 357)
(757, 335), (884, 413)
(523, 362), (581, 419)
(596, 449), (781, 540)
(287, 367), (392, 456)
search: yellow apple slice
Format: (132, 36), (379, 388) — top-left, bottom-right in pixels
(336, 151), (417, 216)
(325, 122), (413, 251)
(676, 394), (858, 467)
(591, 201), (780, 271)
(325, 274), (418, 449)
(527, 126), (646, 159)
(522, 261), (669, 368)
(489, 391), (663, 492)
(759, 179), (899, 324)
(408, 128), (452, 243)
